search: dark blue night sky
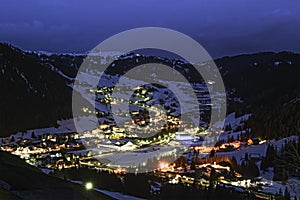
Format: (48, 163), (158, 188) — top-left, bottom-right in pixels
(1, 0), (300, 58)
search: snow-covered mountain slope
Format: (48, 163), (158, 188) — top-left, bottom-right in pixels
(0, 43), (89, 136)
(1, 42), (300, 140)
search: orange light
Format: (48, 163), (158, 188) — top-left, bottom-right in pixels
(159, 162), (169, 169)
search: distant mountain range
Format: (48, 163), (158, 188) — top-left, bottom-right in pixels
(0, 43), (299, 138)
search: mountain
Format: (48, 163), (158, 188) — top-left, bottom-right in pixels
(0, 43), (88, 136)
(0, 42), (299, 139)
(216, 52), (300, 138)
(216, 52), (300, 104)
(0, 150), (112, 200)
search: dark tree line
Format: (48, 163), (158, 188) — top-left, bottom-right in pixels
(261, 139), (300, 183)
(0, 43), (89, 136)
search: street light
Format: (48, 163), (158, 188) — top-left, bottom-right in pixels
(85, 182), (93, 200)
(85, 182), (93, 190)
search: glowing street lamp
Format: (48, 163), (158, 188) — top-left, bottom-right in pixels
(85, 182), (93, 190)
(85, 182), (93, 200)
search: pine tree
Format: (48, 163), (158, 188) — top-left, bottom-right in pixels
(284, 187), (290, 200)
(31, 131), (36, 138)
(10, 136), (15, 142)
(265, 144), (276, 168)
(260, 158), (266, 171)
(279, 188), (283, 196)
(244, 153), (249, 161)
(209, 149), (215, 158)
(225, 124), (232, 132)
(231, 156), (238, 169)
(249, 160), (260, 178)
(227, 135), (231, 143)
(281, 168), (288, 183)
(231, 135), (234, 142)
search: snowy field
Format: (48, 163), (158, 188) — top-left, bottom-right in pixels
(70, 180), (145, 200)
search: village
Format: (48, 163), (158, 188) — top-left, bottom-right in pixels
(1, 120), (293, 199)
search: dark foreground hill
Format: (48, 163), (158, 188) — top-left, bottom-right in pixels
(0, 151), (112, 200)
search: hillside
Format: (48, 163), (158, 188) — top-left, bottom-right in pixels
(216, 52), (300, 138)
(0, 43), (88, 136)
(0, 188), (20, 200)
(0, 42), (299, 139)
(0, 151), (112, 200)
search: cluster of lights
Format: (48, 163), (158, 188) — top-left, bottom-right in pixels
(159, 162), (169, 170)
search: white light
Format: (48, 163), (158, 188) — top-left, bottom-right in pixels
(159, 162), (168, 169)
(85, 182), (93, 190)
